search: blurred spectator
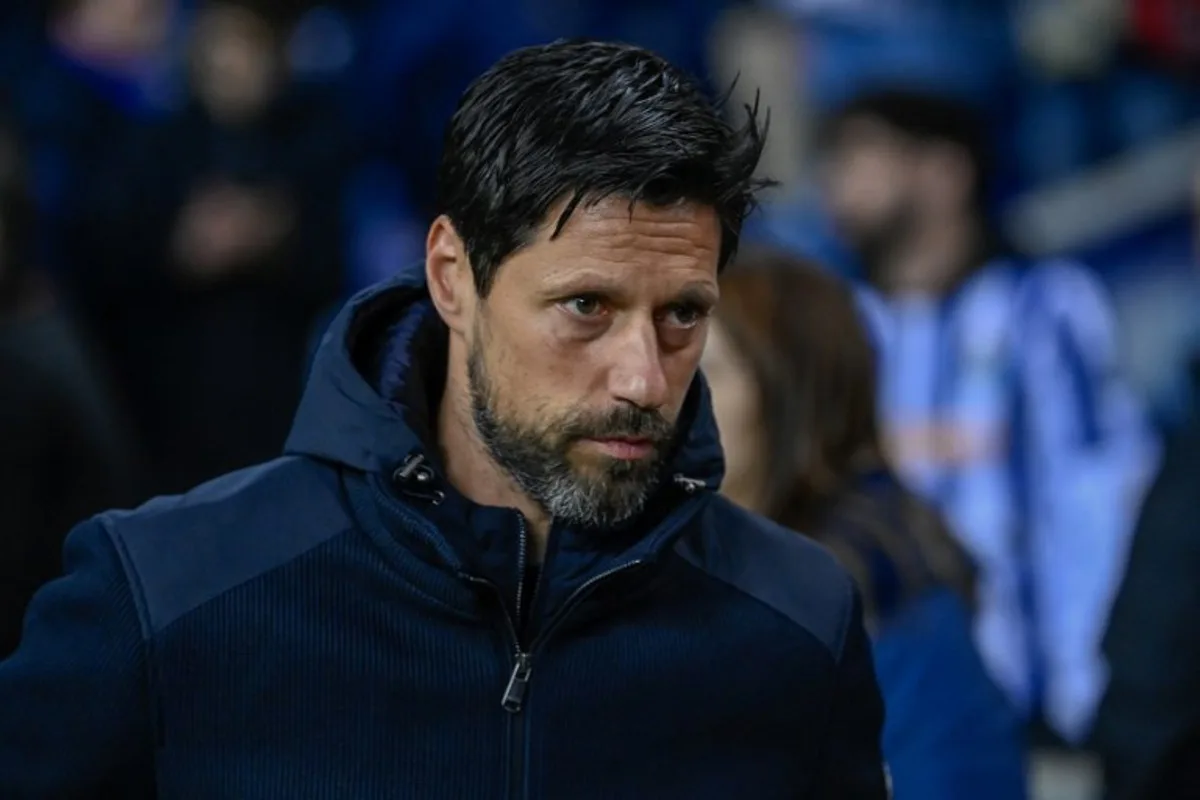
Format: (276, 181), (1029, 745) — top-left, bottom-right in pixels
(0, 0), (183, 275)
(760, 0), (1015, 116)
(346, 0), (538, 219)
(66, 0), (346, 494)
(1092, 357), (1200, 800)
(822, 88), (1158, 743)
(0, 114), (138, 657)
(333, 0), (538, 294)
(704, 251), (1028, 800)
(1091, 166), (1200, 800)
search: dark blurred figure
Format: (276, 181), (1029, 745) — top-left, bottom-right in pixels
(337, 0), (539, 293)
(69, 0), (346, 494)
(822, 88), (1158, 744)
(347, 0), (544, 221)
(703, 251), (1027, 800)
(1092, 166), (1200, 800)
(0, 116), (137, 657)
(1092, 354), (1200, 800)
(0, 0), (180, 276)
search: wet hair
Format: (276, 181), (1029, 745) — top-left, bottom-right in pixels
(823, 87), (991, 211)
(716, 248), (975, 613)
(437, 39), (772, 297)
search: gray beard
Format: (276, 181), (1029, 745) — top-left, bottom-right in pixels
(466, 341), (668, 530)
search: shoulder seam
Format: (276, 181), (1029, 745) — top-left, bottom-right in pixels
(98, 515), (154, 644)
(153, 524), (360, 637)
(670, 551), (842, 664)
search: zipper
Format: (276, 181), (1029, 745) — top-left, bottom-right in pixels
(504, 644), (531, 800)
(673, 473), (707, 494)
(502, 652), (533, 713)
(498, 557), (643, 800)
(507, 516), (532, 800)
(504, 514), (534, 713)
(498, 556), (648, 713)
(377, 467), (710, 799)
(514, 515), (530, 631)
(496, 478), (712, 713)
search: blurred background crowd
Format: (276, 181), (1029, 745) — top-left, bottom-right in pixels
(0, 1), (1197, 798)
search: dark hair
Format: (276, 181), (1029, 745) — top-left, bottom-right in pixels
(437, 39), (772, 297)
(716, 249), (975, 613)
(823, 87), (991, 211)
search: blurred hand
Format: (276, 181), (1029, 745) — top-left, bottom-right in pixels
(884, 422), (1007, 470)
(171, 182), (294, 283)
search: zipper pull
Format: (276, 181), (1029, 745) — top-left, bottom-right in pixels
(673, 474), (706, 494)
(501, 652), (533, 713)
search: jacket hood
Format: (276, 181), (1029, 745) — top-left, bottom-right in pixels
(285, 272), (725, 490)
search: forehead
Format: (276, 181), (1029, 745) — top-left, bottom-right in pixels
(494, 196), (722, 293)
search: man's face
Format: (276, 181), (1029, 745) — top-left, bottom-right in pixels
(466, 197), (721, 529)
(825, 117), (918, 267)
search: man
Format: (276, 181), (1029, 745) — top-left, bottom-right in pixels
(822, 88), (1158, 744)
(0, 41), (888, 798)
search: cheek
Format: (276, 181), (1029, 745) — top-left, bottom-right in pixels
(483, 311), (588, 410)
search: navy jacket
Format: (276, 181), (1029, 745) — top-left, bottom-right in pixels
(0, 275), (888, 799)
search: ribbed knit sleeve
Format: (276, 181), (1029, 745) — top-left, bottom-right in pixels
(0, 519), (155, 797)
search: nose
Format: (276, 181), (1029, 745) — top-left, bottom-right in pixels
(608, 317), (670, 411)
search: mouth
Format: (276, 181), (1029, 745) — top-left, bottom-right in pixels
(579, 437), (656, 461)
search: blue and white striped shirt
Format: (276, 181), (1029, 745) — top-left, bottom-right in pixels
(858, 258), (1159, 742)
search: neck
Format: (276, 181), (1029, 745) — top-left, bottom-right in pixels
(436, 340), (552, 560)
(878, 213), (982, 296)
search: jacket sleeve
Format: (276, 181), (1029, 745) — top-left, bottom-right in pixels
(0, 518), (155, 797)
(810, 587), (890, 799)
(1013, 263), (1160, 743)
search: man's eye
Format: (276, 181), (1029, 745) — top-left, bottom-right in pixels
(562, 295), (605, 317)
(663, 303), (708, 329)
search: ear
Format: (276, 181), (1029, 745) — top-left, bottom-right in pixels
(425, 215), (475, 335)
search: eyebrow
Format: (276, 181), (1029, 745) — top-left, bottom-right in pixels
(673, 283), (719, 307)
(539, 275), (718, 307)
(538, 270), (623, 296)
